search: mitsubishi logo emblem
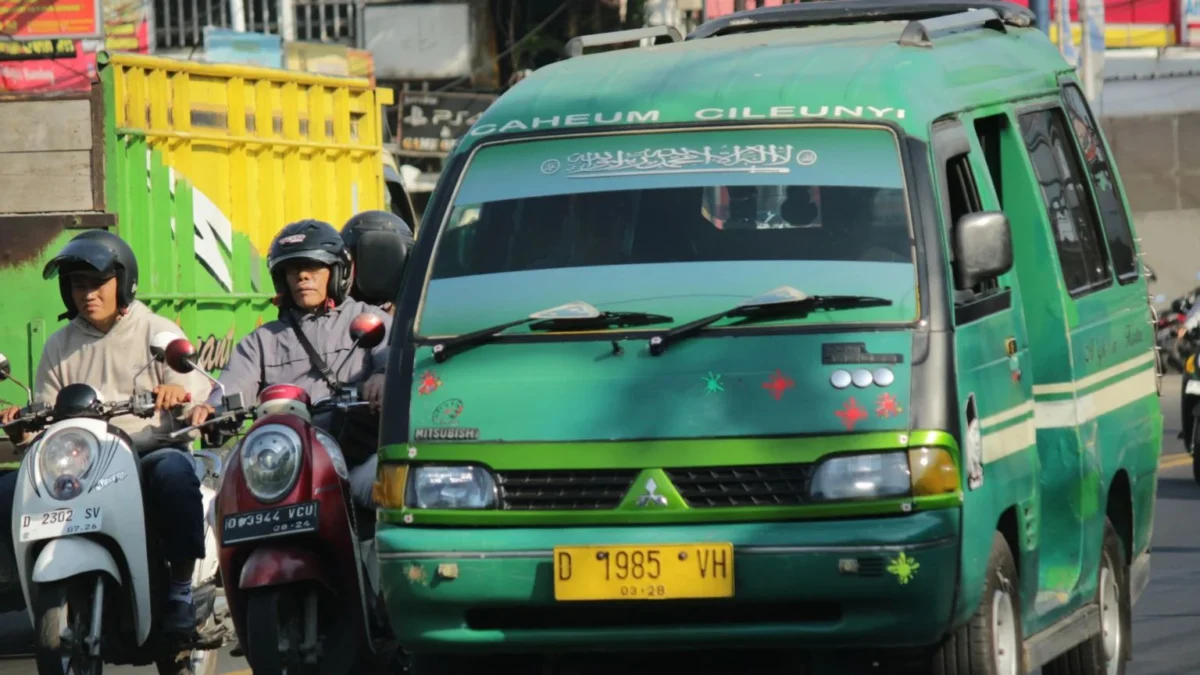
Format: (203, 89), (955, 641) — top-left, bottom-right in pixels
(635, 477), (669, 507)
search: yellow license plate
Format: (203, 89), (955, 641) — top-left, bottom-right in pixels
(553, 543), (734, 601)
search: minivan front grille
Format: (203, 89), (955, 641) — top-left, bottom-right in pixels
(665, 464), (815, 507)
(495, 469), (639, 510)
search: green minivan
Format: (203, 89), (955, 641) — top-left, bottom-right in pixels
(372, 1), (1163, 673)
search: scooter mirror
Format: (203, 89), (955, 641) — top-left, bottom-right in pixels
(149, 331), (182, 361)
(0, 354), (10, 382)
(165, 338), (198, 374)
(349, 314), (386, 350)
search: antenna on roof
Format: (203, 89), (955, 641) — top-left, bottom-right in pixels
(564, 25), (683, 58)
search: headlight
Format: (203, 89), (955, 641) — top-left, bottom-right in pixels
(241, 424), (303, 503)
(39, 429), (98, 501)
(910, 447), (961, 496)
(408, 465), (497, 509)
(313, 429), (349, 480)
(810, 452), (911, 501)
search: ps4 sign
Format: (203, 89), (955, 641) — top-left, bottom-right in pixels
(397, 91), (498, 155)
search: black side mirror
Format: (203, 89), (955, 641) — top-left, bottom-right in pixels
(953, 211), (1013, 290)
(354, 229), (411, 305)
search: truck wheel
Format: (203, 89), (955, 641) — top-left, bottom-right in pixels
(927, 532), (1023, 675)
(33, 579), (103, 675)
(1043, 519), (1129, 675)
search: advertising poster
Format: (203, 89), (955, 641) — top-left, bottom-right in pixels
(0, 0), (102, 40)
(0, 0), (147, 92)
(204, 27), (284, 68)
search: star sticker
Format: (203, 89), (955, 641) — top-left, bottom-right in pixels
(762, 369), (795, 401)
(702, 372), (724, 394)
(876, 393), (902, 418)
(835, 398), (868, 431)
(417, 370), (442, 395)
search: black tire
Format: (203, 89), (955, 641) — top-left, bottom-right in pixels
(926, 532), (1024, 675)
(33, 579), (103, 675)
(244, 589), (304, 675)
(1191, 411), (1200, 483)
(1043, 519), (1129, 675)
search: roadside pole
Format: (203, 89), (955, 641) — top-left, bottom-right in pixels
(1080, 0), (1106, 103)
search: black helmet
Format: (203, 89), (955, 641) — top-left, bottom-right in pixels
(340, 211), (414, 303)
(42, 230), (139, 320)
(267, 219), (352, 306)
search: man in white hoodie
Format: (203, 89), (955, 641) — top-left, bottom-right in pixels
(0, 230), (212, 637)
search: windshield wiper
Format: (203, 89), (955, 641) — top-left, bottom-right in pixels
(648, 286), (892, 357)
(433, 302), (673, 363)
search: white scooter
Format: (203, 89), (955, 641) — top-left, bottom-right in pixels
(0, 331), (230, 675)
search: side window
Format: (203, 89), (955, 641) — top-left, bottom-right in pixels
(1060, 84), (1139, 282)
(1017, 108), (1112, 297)
(973, 115), (1006, 207)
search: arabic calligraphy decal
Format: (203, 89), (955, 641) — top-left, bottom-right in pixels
(539, 144), (818, 178)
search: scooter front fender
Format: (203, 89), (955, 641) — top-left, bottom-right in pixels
(32, 537), (122, 585)
(239, 544), (333, 592)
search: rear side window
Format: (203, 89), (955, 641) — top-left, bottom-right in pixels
(1060, 84), (1139, 282)
(1018, 108), (1112, 297)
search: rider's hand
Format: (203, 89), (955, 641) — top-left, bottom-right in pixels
(363, 373), (386, 412)
(0, 406), (20, 425)
(188, 403), (215, 427)
(153, 384), (190, 411)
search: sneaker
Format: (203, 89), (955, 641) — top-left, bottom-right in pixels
(163, 598), (198, 637)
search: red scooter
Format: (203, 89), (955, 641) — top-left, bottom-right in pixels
(163, 314), (401, 675)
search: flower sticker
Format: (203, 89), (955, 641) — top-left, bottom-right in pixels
(887, 552), (920, 585)
(876, 393), (902, 418)
(418, 370), (442, 395)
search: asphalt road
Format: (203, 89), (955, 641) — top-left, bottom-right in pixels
(0, 377), (1195, 674)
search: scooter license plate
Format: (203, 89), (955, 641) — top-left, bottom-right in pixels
(18, 507), (102, 543)
(1187, 380), (1200, 395)
(221, 501), (319, 546)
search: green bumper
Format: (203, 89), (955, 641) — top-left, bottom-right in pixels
(378, 510), (961, 653)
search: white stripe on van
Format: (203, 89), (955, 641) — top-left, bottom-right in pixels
(1031, 351), (1156, 396)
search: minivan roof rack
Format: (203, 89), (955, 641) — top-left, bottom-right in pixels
(898, 8), (1005, 46)
(564, 25), (683, 58)
(687, 0), (1035, 40)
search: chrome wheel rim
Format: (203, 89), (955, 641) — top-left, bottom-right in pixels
(992, 588), (1019, 675)
(1101, 564), (1122, 675)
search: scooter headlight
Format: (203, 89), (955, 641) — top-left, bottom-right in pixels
(39, 429), (98, 501)
(240, 424), (302, 504)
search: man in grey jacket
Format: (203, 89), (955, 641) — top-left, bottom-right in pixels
(0, 231), (212, 634)
(188, 220), (389, 508)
